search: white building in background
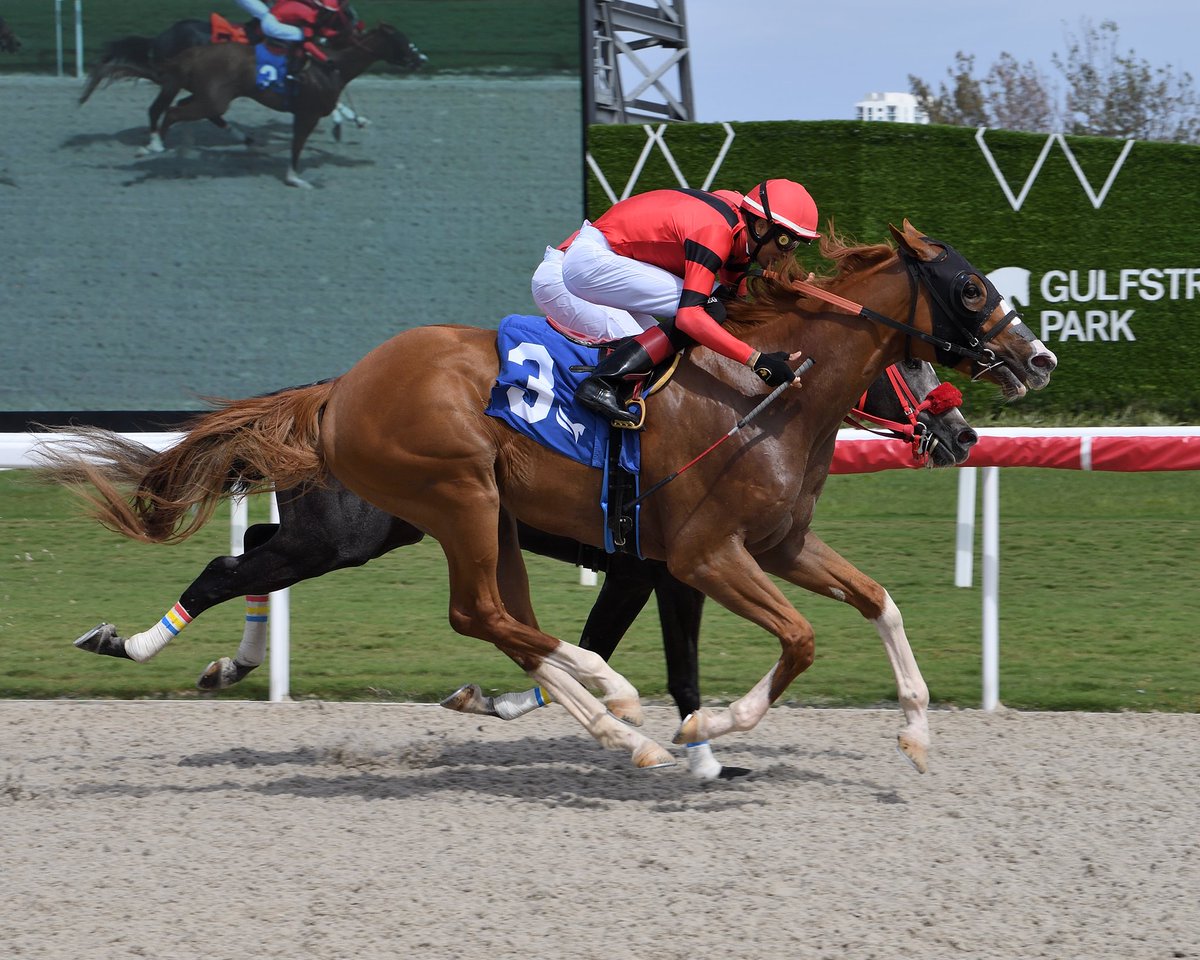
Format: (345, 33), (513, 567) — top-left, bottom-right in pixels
(855, 91), (929, 124)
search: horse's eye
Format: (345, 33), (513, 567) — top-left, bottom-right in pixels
(961, 280), (983, 303)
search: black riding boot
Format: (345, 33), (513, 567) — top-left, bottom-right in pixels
(575, 337), (658, 426)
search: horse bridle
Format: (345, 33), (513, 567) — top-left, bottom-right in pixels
(784, 237), (1023, 377)
(844, 364), (963, 465)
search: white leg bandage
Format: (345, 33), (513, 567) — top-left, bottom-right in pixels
(685, 741), (722, 780)
(235, 595), (269, 667)
(491, 686), (551, 721)
(124, 602), (192, 662)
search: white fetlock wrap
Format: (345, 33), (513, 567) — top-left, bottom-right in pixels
(236, 596), (269, 667)
(685, 741), (723, 781)
(124, 622), (175, 663)
(491, 687), (550, 721)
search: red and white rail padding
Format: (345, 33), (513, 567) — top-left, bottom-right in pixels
(831, 426), (1200, 474)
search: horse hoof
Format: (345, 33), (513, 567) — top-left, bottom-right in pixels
(631, 742), (675, 769)
(197, 657), (257, 691)
(331, 123), (342, 143)
(672, 709), (706, 745)
(718, 765), (752, 780)
(73, 623), (131, 659)
(604, 697), (644, 727)
(896, 732), (929, 774)
(439, 683), (498, 717)
(285, 173), (314, 190)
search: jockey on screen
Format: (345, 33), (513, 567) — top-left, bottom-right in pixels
(232, 0), (353, 64)
(530, 180), (821, 427)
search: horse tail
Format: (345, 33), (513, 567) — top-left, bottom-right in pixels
(33, 380), (338, 544)
(79, 36), (158, 104)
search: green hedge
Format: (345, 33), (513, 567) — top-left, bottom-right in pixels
(587, 121), (1200, 421)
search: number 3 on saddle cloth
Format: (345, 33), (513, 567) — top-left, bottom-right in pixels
(486, 314), (677, 554)
(253, 43), (293, 98)
(206, 14), (295, 99)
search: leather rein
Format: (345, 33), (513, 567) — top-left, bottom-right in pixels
(777, 246), (1021, 378)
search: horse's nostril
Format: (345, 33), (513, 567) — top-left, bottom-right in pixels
(960, 429), (979, 447)
(1031, 353), (1057, 370)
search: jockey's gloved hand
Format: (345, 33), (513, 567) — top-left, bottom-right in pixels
(749, 350), (796, 387)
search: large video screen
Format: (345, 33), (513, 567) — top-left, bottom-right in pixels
(0, 1), (582, 427)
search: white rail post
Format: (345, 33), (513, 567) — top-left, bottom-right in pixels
(981, 466), (1000, 711)
(54, 0), (64, 76)
(955, 466), (977, 587)
(267, 491), (291, 702)
(74, 0), (85, 80)
(229, 494), (248, 557)
(579, 566), (597, 586)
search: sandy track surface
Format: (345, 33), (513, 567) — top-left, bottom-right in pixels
(2, 700), (1197, 959)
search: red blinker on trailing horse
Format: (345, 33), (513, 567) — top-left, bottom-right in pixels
(36, 222), (1056, 773)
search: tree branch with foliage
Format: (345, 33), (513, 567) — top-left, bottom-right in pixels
(908, 18), (1198, 143)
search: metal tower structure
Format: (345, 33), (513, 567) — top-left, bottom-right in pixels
(585, 0), (695, 124)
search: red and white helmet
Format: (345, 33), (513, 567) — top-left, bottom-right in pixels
(740, 179), (820, 242)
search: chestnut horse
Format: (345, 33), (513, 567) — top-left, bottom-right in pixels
(65, 359), (974, 780)
(35, 222), (1056, 772)
(80, 23), (424, 187)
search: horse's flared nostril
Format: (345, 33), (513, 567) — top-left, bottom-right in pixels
(960, 429), (979, 447)
(1031, 352), (1057, 371)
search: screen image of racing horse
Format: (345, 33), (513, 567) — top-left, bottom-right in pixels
(0, 0), (582, 424)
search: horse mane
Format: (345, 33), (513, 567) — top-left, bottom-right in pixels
(725, 225), (897, 332)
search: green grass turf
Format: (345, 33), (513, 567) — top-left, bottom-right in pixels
(0, 0), (580, 75)
(2, 467), (1196, 711)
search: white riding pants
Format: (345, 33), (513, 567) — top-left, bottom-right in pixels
(233, 0), (305, 42)
(531, 223), (684, 339)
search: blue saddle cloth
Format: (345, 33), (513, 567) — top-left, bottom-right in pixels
(254, 44), (291, 98)
(486, 314), (642, 553)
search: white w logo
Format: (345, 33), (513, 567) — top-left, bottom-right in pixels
(975, 128), (1135, 211)
(586, 122), (737, 204)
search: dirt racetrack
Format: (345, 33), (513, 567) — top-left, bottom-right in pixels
(2, 700), (1197, 959)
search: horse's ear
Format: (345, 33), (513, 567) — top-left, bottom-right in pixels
(889, 219), (941, 261)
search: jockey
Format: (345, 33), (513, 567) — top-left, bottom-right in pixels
(232, 0), (347, 63)
(531, 180), (821, 426)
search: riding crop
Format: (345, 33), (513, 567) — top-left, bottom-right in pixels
(627, 356), (815, 509)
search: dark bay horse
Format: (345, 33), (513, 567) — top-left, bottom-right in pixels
(79, 23), (425, 187)
(35, 222), (1056, 772)
(0, 17), (21, 54)
(67, 359), (974, 780)
(79, 14), (382, 146)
